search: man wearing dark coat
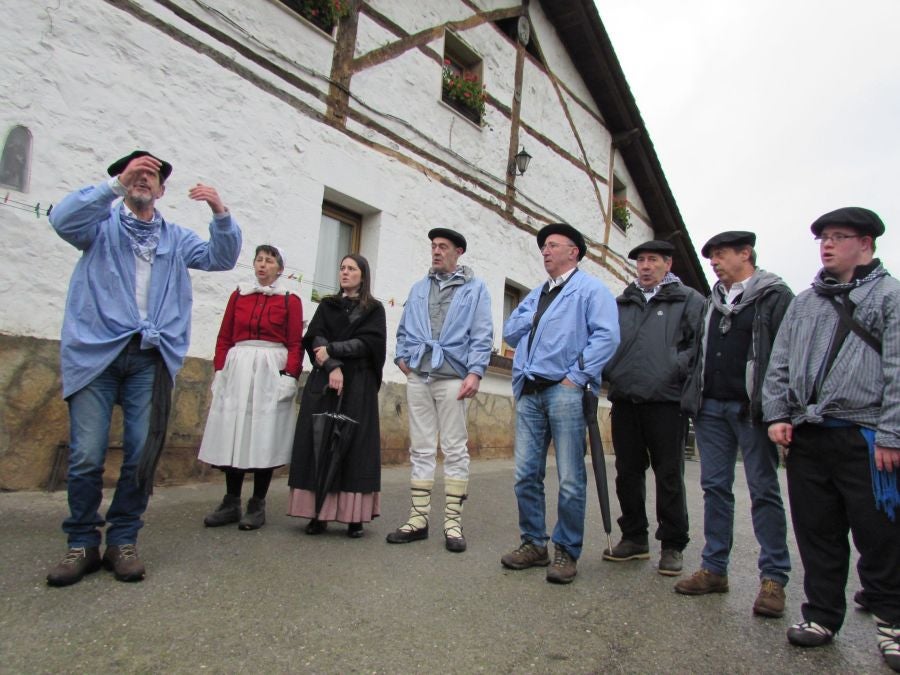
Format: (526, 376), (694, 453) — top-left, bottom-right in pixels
(602, 240), (704, 577)
(675, 231), (793, 620)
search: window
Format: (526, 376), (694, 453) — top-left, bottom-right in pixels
(277, 0), (348, 35)
(442, 32), (485, 125)
(0, 125), (33, 193)
(501, 282), (525, 358)
(312, 203), (360, 302)
(611, 174), (630, 231)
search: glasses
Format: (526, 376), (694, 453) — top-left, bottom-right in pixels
(815, 233), (859, 244)
(541, 242), (575, 252)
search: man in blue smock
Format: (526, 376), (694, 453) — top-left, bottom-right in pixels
(388, 228), (493, 553)
(501, 223), (620, 583)
(46, 151), (242, 586)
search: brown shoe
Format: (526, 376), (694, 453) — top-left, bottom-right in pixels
(674, 568), (729, 595)
(501, 541), (550, 570)
(546, 545), (577, 584)
(103, 544), (146, 582)
(46, 546), (101, 587)
(753, 578), (786, 617)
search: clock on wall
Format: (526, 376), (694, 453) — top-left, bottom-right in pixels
(517, 16), (531, 46)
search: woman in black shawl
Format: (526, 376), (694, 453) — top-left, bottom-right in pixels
(287, 254), (386, 537)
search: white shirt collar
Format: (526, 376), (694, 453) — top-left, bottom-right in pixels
(547, 267), (576, 290)
(722, 274), (753, 305)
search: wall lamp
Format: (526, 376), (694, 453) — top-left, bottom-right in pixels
(508, 146), (532, 176)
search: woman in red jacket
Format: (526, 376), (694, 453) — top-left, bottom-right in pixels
(198, 244), (303, 530)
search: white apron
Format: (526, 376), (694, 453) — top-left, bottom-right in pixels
(198, 340), (299, 469)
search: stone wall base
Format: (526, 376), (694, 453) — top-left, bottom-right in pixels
(2, 334), (580, 492)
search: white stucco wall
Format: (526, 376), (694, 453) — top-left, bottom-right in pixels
(0, 0), (652, 397)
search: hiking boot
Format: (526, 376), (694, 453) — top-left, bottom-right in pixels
(500, 541), (550, 570)
(102, 544), (145, 582)
(753, 578), (786, 618)
(876, 622), (900, 672)
(787, 620), (834, 647)
(602, 539), (650, 562)
(46, 546), (102, 587)
(203, 494), (241, 527)
(674, 568), (729, 595)
(658, 549), (683, 577)
(238, 497), (266, 530)
(546, 545), (577, 584)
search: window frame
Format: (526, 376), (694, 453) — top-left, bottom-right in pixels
(311, 202), (361, 302)
(441, 31), (485, 125)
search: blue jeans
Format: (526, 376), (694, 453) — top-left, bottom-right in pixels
(63, 339), (159, 548)
(694, 398), (790, 585)
(513, 384), (587, 559)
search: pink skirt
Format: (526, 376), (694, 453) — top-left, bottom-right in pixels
(287, 488), (380, 524)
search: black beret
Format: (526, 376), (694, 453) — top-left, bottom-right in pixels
(701, 231), (756, 258)
(810, 207), (885, 238)
(107, 150), (173, 182)
(628, 239), (675, 260)
(428, 228), (467, 252)
(536, 223), (587, 261)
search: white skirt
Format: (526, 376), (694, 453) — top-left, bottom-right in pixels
(198, 340), (299, 469)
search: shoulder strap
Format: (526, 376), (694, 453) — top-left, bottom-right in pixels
(825, 295), (882, 356)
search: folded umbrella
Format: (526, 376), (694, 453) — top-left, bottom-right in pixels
(135, 358), (174, 496)
(311, 392), (359, 517)
(583, 383), (613, 553)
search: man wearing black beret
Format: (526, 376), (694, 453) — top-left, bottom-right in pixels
(45, 150), (241, 586)
(501, 223), (620, 584)
(676, 230), (793, 620)
(389, 227), (493, 552)
(763, 207), (900, 669)
(601, 240), (704, 576)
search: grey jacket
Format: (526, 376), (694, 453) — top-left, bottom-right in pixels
(603, 281), (705, 406)
(763, 268), (900, 448)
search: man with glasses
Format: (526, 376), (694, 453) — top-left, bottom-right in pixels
(500, 223), (619, 583)
(676, 231), (793, 619)
(763, 207), (899, 670)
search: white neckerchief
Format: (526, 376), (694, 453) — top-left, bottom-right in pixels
(238, 281), (284, 296)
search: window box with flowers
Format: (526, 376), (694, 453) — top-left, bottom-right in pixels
(441, 59), (486, 125)
(612, 198), (631, 230)
(279, 0), (350, 35)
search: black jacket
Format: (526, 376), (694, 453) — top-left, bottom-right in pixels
(684, 282), (794, 419)
(603, 281), (705, 406)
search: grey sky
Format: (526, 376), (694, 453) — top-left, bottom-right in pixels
(596, 0), (900, 292)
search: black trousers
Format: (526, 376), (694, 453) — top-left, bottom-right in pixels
(787, 424), (900, 630)
(610, 401), (689, 550)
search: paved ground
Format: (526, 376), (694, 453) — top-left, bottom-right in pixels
(0, 457), (890, 674)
